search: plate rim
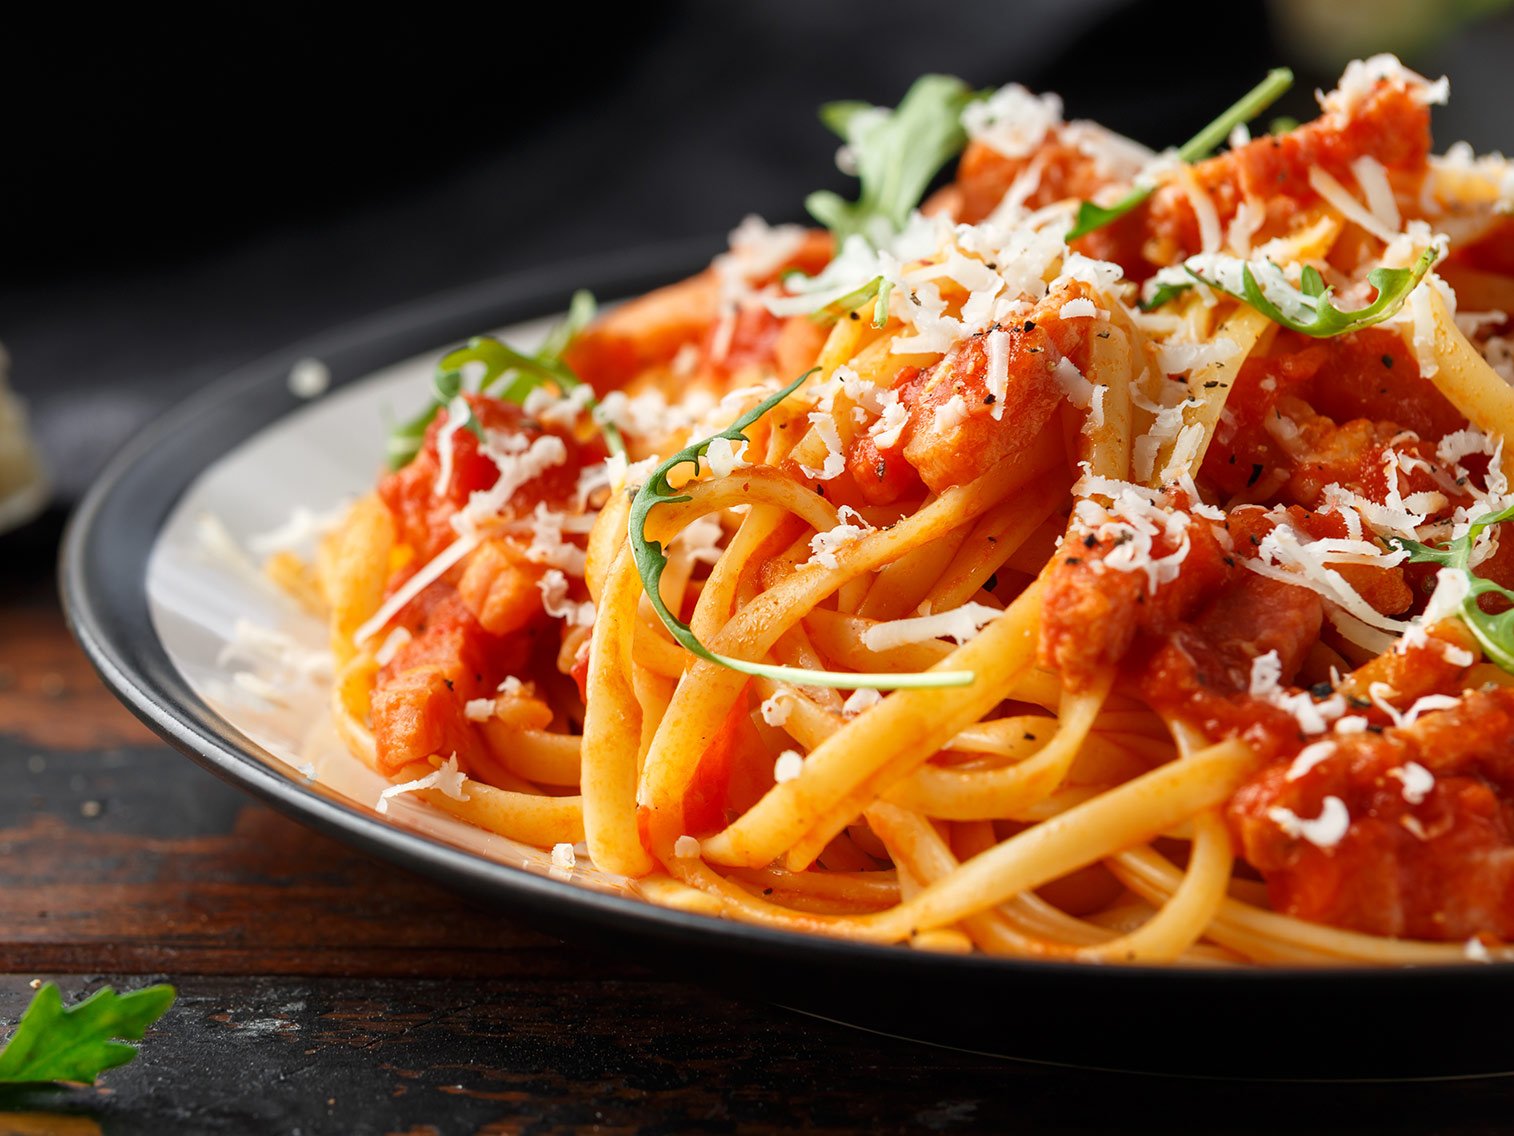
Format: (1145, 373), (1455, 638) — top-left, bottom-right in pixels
(57, 239), (1513, 1011)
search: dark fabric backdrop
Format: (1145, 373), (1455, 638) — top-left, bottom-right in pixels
(6, 1), (1512, 503)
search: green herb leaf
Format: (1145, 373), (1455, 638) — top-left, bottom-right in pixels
(872, 277), (894, 329)
(1186, 245), (1440, 338)
(386, 365), (483, 469)
(1389, 502), (1514, 672)
(808, 275), (894, 329)
(0, 983), (176, 1085)
(1067, 68), (1294, 242)
(1269, 115), (1300, 135)
(806, 74), (977, 248)
(536, 287), (597, 362)
(1139, 281), (1195, 312)
(1068, 189), (1149, 244)
(387, 290), (623, 469)
(627, 370), (974, 690)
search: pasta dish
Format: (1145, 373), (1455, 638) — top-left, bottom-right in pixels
(277, 57), (1514, 964)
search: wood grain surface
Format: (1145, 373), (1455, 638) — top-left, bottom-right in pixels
(4, 514), (1514, 1134)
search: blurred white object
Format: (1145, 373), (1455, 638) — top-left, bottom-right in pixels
(0, 342), (49, 533)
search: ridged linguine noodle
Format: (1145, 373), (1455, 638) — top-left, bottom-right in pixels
(279, 55), (1514, 964)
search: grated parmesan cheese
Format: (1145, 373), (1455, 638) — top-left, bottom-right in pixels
(464, 698), (495, 722)
(374, 627), (412, 667)
(537, 569), (595, 627)
(1249, 650), (1349, 735)
(1286, 740), (1337, 781)
(867, 390), (910, 450)
(1317, 54), (1449, 117)
(377, 754), (469, 814)
(936, 393), (970, 432)
(1156, 337), (1239, 377)
(806, 506), (875, 570)
(674, 514), (726, 566)
(862, 602), (1001, 652)
(842, 687), (882, 716)
(525, 504), (588, 576)
(1058, 297), (1100, 320)
(1053, 356), (1095, 411)
(353, 532), (482, 645)
(799, 413), (846, 481)
(1308, 165), (1401, 243)
(962, 83), (1063, 160)
(1268, 796), (1351, 849)
(432, 396), (471, 497)
(551, 842), (577, 870)
(983, 328), (1010, 421)
(1350, 155), (1402, 235)
(217, 618), (334, 686)
(705, 435), (750, 478)
(1177, 165), (1222, 253)
(673, 835), (702, 859)
(759, 690), (794, 727)
(1070, 475), (1197, 593)
(458, 433), (569, 530)
(773, 750), (805, 784)
(1389, 761), (1435, 805)
(247, 504), (347, 557)
(523, 383), (595, 429)
(1226, 199), (1265, 257)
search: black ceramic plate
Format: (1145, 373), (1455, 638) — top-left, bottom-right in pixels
(61, 243), (1514, 1080)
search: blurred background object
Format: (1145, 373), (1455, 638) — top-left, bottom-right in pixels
(0, 342), (49, 533)
(1271, 0), (1511, 73)
(3, 0), (1513, 518)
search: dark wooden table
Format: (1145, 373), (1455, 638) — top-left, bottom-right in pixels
(3, 513), (1513, 1135)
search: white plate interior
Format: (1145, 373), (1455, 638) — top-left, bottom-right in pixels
(147, 315), (633, 895)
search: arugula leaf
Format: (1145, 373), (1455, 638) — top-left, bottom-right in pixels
(808, 275), (893, 329)
(536, 287), (596, 362)
(806, 74), (977, 248)
(1067, 68), (1294, 242)
(1140, 281), (1195, 312)
(1389, 503), (1514, 671)
(627, 370), (974, 690)
(1185, 245), (1440, 338)
(0, 983), (175, 1085)
(387, 289), (621, 469)
(385, 364), (481, 469)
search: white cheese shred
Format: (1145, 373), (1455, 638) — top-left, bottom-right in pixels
(1268, 796), (1351, 849)
(377, 754), (469, 815)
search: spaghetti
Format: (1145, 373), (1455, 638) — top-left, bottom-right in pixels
(297, 55), (1514, 964)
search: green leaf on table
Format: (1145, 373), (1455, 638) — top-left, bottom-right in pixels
(0, 983), (176, 1085)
